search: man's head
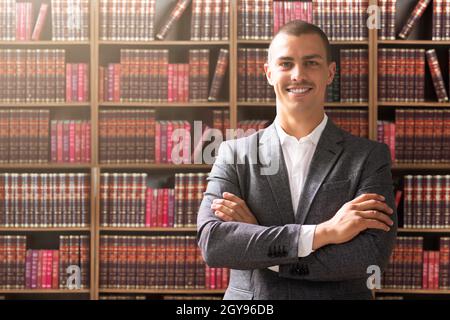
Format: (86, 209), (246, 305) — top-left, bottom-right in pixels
(264, 20), (336, 119)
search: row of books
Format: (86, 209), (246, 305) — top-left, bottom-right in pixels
(0, 110), (92, 164)
(0, 49), (82, 103)
(0, 0), (89, 41)
(99, 235), (229, 289)
(237, 48), (275, 102)
(237, 0), (368, 41)
(0, 235), (89, 290)
(377, 0), (396, 40)
(65, 63), (89, 102)
(382, 237), (450, 290)
(50, 120), (91, 163)
(385, 109), (450, 163)
(190, 0), (230, 41)
(403, 175), (450, 229)
(432, 0), (450, 40)
(99, 172), (208, 228)
(313, 0), (369, 41)
(0, 173), (90, 228)
(0, 109), (49, 163)
(273, 1), (313, 35)
(378, 48), (425, 102)
(339, 49), (368, 102)
(99, 48), (228, 102)
(99, 109), (229, 164)
(326, 109), (369, 138)
(99, 0), (156, 41)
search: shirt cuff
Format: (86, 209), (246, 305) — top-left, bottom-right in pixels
(298, 225), (317, 257)
(268, 225), (317, 273)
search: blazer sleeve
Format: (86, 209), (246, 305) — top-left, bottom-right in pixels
(278, 143), (398, 281)
(197, 140), (302, 270)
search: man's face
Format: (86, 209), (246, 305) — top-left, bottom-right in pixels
(264, 33), (336, 116)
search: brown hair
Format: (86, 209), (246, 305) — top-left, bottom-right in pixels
(269, 20), (332, 63)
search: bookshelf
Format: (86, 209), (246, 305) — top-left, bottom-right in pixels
(1, 0), (450, 300)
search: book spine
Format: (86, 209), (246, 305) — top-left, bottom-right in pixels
(398, 0), (432, 39)
(156, 0), (192, 40)
(208, 48), (229, 101)
(426, 49), (449, 102)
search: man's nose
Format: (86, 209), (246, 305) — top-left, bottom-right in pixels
(290, 65), (304, 81)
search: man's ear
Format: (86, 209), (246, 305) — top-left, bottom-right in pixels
(264, 63), (273, 86)
(326, 61), (336, 85)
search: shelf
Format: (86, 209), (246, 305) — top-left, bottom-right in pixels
(99, 40), (230, 46)
(0, 102), (91, 108)
(378, 102), (450, 107)
(99, 164), (212, 170)
(238, 102), (369, 107)
(237, 40), (369, 45)
(99, 289), (225, 294)
(0, 41), (90, 46)
(378, 40), (450, 45)
(99, 102), (229, 108)
(0, 289), (90, 294)
(100, 227), (196, 232)
(392, 163), (450, 170)
(375, 289), (450, 295)
(398, 228), (450, 233)
(0, 164), (92, 169)
(0, 227), (91, 232)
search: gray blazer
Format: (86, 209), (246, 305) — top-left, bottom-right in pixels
(197, 119), (397, 300)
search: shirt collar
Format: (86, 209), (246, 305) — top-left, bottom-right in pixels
(274, 113), (328, 146)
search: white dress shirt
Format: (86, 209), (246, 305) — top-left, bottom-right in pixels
(269, 113), (328, 272)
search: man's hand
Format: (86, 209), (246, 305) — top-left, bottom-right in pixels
(211, 192), (259, 225)
(313, 193), (394, 250)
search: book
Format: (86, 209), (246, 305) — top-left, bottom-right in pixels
(156, 0), (192, 40)
(425, 49), (449, 102)
(31, 3), (49, 41)
(208, 48), (229, 101)
(398, 0), (432, 39)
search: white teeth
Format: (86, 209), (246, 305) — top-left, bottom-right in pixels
(288, 88), (311, 94)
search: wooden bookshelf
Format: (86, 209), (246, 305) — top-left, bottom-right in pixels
(375, 289), (450, 295)
(99, 289), (226, 295)
(1, 0), (450, 301)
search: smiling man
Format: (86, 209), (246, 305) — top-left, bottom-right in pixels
(197, 21), (397, 300)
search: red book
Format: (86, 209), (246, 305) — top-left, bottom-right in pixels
(31, 3), (49, 41)
(85, 121), (91, 162)
(69, 121), (76, 162)
(52, 250), (59, 289)
(145, 188), (153, 227)
(66, 64), (72, 102)
(423, 251), (429, 289)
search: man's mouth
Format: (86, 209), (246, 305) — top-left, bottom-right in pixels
(286, 86), (313, 95)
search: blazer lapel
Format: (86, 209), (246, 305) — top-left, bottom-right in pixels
(295, 119), (345, 225)
(258, 124), (296, 225)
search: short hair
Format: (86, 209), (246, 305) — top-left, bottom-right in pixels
(268, 20), (332, 64)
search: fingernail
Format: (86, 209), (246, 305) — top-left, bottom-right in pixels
(379, 195), (385, 201)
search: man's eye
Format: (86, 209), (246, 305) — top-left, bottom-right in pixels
(305, 61), (319, 66)
(279, 62), (292, 68)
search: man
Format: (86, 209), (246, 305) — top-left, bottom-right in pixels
(197, 21), (397, 300)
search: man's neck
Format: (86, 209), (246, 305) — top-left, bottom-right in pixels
(276, 108), (325, 140)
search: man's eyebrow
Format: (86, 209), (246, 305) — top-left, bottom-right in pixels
(275, 54), (324, 61)
(302, 54), (324, 60)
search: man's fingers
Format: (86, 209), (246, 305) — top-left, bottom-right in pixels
(222, 192), (253, 215)
(214, 210), (234, 222)
(357, 210), (394, 227)
(213, 199), (247, 218)
(355, 199), (394, 215)
(363, 219), (391, 232)
(349, 193), (385, 204)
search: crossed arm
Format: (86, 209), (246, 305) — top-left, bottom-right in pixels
(197, 141), (397, 281)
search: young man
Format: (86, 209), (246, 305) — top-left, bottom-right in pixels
(197, 21), (397, 300)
